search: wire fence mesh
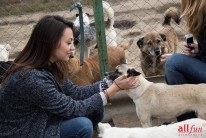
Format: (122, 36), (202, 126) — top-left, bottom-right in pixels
(0, 0), (188, 84)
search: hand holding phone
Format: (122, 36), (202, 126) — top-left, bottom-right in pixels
(185, 34), (194, 50)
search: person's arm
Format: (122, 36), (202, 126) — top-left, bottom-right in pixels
(16, 70), (104, 118)
(62, 80), (100, 99)
(16, 69), (138, 118)
(62, 78), (109, 100)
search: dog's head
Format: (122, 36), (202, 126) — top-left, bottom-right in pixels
(73, 13), (91, 45)
(74, 13), (90, 27)
(105, 64), (141, 81)
(137, 32), (167, 57)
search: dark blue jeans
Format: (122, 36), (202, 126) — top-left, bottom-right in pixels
(60, 110), (103, 138)
(165, 53), (206, 84)
(165, 53), (206, 121)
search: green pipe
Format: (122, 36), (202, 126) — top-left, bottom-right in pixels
(69, 2), (85, 65)
(92, 0), (108, 78)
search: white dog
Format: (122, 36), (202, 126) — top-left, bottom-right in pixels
(98, 118), (206, 138)
(106, 64), (206, 127)
(74, 1), (117, 58)
(0, 44), (11, 62)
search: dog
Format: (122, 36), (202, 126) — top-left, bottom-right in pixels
(0, 44), (11, 62)
(106, 64), (206, 127)
(66, 40), (133, 86)
(98, 118), (206, 138)
(136, 7), (180, 77)
(74, 1), (117, 58)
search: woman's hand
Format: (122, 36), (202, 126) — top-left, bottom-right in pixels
(160, 53), (172, 63)
(181, 42), (198, 57)
(114, 75), (139, 90)
(106, 75), (139, 98)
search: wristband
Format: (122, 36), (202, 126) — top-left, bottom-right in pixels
(103, 90), (112, 105)
(114, 80), (123, 90)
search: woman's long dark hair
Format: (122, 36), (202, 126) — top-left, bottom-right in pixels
(2, 15), (74, 84)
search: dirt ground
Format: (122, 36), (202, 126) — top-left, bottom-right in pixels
(0, 0), (187, 76)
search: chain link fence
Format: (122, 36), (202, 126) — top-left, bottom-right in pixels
(0, 0), (187, 84)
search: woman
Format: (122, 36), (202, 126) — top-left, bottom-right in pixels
(162, 0), (206, 121)
(0, 15), (138, 138)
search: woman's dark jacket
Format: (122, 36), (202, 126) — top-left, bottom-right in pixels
(0, 69), (104, 137)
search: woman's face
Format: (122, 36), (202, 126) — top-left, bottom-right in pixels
(51, 27), (75, 62)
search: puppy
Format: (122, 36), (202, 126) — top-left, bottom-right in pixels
(74, 1), (117, 58)
(137, 7), (180, 77)
(98, 118), (206, 138)
(0, 44), (11, 62)
(66, 40), (133, 86)
(107, 64), (206, 127)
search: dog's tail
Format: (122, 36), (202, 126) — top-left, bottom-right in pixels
(162, 7), (181, 26)
(103, 1), (114, 29)
(120, 39), (134, 50)
(98, 122), (111, 137)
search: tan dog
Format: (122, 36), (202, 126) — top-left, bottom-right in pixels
(66, 40), (133, 86)
(137, 7), (180, 77)
(107, 64), (206, 127)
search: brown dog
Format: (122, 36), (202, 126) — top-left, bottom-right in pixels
(137, 7), (180, 77)
(66, 40), (133, 86)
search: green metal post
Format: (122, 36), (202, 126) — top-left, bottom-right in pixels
(68, 2), (85, 66)
(92, 0), (108, 78)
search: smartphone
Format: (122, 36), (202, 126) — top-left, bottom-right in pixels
(185, 34), (194, 49)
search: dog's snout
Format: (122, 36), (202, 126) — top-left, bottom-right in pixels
(154, 48), (161, 56)
(155, 50), (160, 55)
(105, 71), (121, 81)
(104, 72), (109, 76)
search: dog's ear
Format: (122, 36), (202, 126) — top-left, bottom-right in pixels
(159, 33), (166, 41)
(137, 37), (144, 48)
(127, 68), (141, 77)
(85, 13), (90, 17)
(75, 14), (79, 17)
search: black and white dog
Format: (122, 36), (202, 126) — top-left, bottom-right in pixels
(74, 1), (117, 58)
